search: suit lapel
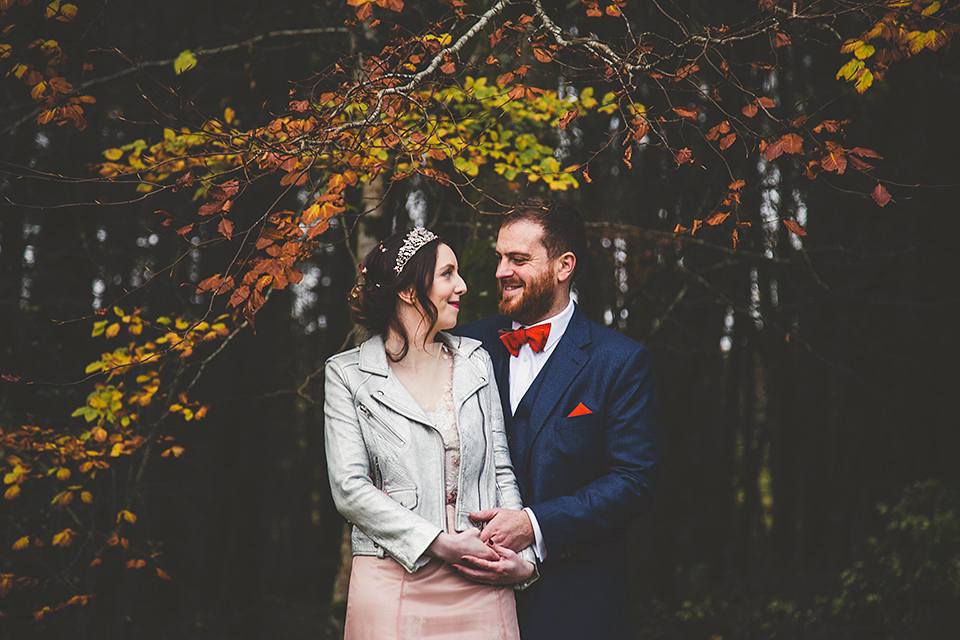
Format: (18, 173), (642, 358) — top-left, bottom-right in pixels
(481, 316), (514, 418)
(524, 306), (592, 463)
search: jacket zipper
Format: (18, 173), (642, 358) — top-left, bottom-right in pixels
(357, 402), (406, 447)
(372, 455), (383, 490)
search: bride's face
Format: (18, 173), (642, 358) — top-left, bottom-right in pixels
(427, 243), (467, 331)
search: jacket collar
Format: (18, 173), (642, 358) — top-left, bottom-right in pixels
(358, 332), (482, 376)
(357, 332), (488, 427)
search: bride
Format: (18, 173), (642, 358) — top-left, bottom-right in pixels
(324, 227), (536, 639)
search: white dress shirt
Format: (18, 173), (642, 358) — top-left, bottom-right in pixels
(507, 297), (575, 561)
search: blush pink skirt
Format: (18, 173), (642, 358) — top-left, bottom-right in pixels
(343, 521), (520, 640)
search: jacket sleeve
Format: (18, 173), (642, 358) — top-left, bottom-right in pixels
(480, 350), (539, 588)
(324, 359), (442, 573)
(531, 344), (658, 555)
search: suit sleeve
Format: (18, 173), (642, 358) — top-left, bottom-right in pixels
(324, 360), (442, 573)
(479, 350), (539, 587)
(531, 344), (658, 554)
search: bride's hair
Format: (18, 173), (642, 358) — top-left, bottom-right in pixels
(348, 229), (443, 361)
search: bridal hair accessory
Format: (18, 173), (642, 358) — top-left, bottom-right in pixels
(394, 228), (437, 275)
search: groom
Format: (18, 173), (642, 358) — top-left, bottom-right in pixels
(455, 197), (659, 640)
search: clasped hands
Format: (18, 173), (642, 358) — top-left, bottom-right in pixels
(428, 508), (535, 585)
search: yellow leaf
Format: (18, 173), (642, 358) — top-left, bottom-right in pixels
(56, 468), (71, 481)
(174, 50), (198, 75)
(5, 485), (21, 500)
(224, 107), (235, 124)
(110, 442), (124, 457)
(52, 490), (73, 506)
(105, 323), (120, 338)
(103, 148), (123, 161)
(52, 528), (74, 547)
(117, 509), (137, 524)
(854, 68), (874, 93)
(836, 58), (863, 81)
(44, 0), (61, 19)
(81, 491), (93, 504)
(922, 1), (941, 16)
(854, 44), (875, 60)
(58, 3), (77, 21)
(839, 39), (863, 54)
(13, 536), (30, 550)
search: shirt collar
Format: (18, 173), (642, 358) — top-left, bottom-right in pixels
(511, 297), (575, 353)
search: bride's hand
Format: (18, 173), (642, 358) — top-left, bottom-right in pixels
(427, 528), (499, 565)
(454, 543), (535, 585)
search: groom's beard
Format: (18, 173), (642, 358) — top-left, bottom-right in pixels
(497, 269), (556, 325)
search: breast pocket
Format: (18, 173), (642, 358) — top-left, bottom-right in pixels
(556, 409), (600, 431)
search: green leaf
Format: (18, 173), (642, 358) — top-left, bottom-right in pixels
(174, 50), (198, 75)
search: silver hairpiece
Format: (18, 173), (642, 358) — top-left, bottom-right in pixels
(394, 228), (437, 275)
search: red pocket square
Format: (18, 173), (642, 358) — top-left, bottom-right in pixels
(567, 402), (593, 417)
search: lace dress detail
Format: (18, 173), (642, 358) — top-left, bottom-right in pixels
(426, 385), (460, 511)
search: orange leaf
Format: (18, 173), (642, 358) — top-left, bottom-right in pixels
(218, 217), (234, 240)
(742, 104), (758, 118)
(440, 61), (456, 74)
(674, 148), (693, 166)
(507, 85), (525, 100)
(117, 509), (137, 524)
(719, 133), (737, 150)
(533, 48), (553, 63)
(757, 97), (776, 108)
(705, 211), (730, 226)
(13, 536), (30, 550)
(782, 219), (807, 236)
(821, 149), (847, 174)
(775, 32), (791, 48)
(672, 106), (699, 119)
(872, 183), (892, 207)
(705, 121), (730, 141)
(558, 109), (577, 130)
(729, 180), (746, 190)
(582, 164), (592, 183)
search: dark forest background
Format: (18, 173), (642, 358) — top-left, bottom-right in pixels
(2, 1), (960, 638)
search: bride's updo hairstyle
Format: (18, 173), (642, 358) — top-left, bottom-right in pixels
(348, 228), (443, 361)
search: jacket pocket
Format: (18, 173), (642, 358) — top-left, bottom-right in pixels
(388, 487), (418, 510)
(556, 412), (599, 431)
(357, 402), (406, 447)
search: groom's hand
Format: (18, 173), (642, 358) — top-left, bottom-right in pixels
(470, 508), (534, 551)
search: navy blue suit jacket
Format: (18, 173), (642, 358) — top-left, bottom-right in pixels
(457, 305), (658, 640)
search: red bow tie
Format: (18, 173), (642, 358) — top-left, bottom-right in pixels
(499, 324), (550, 357)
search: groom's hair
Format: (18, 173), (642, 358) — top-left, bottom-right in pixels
(501, 196), (587, 281)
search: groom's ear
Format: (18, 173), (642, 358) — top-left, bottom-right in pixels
(556, 251), (576, 283)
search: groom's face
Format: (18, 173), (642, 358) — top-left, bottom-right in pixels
(495, 220), (559, 325)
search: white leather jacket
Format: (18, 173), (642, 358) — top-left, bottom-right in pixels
(324, 332), (536, 581)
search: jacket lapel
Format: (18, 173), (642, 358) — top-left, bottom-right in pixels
(358, 336), (433, 427)
(524, 306), (592, 463)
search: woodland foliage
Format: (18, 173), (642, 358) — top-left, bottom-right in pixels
(2, 0), (960, 637)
